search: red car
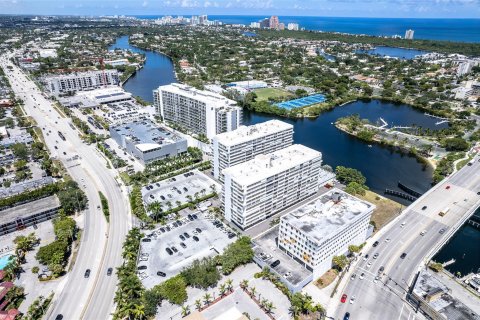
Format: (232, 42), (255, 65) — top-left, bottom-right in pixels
(341, 294), (347, 303)
(446, 185), (451, 190)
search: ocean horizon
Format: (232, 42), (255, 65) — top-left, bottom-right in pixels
(136, 15), (480, 43)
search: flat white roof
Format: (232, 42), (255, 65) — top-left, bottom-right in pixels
(281, 189), (375, 246)
(223, 144), (321, 186)
(157, 83), (238, 109)
(213, 120), (293, 147)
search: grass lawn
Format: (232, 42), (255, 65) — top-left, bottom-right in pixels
(358, 190), (403, 231)
(315, 269), (338, 289)
(253, 87), (293, 102)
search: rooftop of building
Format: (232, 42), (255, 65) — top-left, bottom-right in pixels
(45, 69), (117, 80)
(76, 86), (131, 101)
(213, 120), (293, 146)
(222, 144), (321, 185)
(281, 188), (375, 245)
(110, 120), (185, 152)
(157, 83), (239, 109)
(0, 195), (60, 224)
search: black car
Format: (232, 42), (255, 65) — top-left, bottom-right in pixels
(188, 214), (194, 221)
(192, 236), (199, 242)
(379, 266), (385, 273)
(166, 248), (173, 255)
(183, 232), (190, 238)
(422, 206), (427, 210)
(179, 235), (185, 241)
(142, 238), (151, 242)
(192, 214), (198, 219)
(180, 242), (187, 248)
(107, 267), (113, 276)
(173, 221), (179, 228)
(84, 269), (91, 278)
(228, 233), (236, 239)
(373, 241), (379, 247)
(138, 265), (147, 270)
(159, 227), (165, 233)
(55, 315), (64, 320)
(270, 260), (280, 268)
(177, 220), (183, 226)
(195, 228), (202, 233)
(400, 253), (407, 259)
(183, 187), (188, 192)
(343, 312), (350, 320)
(157, 271), (166, 277)
(171, 246), (178, 253)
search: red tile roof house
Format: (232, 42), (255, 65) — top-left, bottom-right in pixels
(0, 282), (19, 319)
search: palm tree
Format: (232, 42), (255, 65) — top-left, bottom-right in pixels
(249, 286), (257, 299)
(225, 278), (233, 292)
(181, 304), (190, 317)
(219, 283), (227, 297)
(264, 301), (275, 314)
(203, 293), (212, 306)
(132, 303), (145, 319)
(195, 299), (202, 310)
(240, 279), (249, 291)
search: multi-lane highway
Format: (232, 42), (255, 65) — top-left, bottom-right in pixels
(0, 56), (131, 319)
(334, 155), (480, 319)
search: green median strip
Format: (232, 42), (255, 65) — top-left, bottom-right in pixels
(99, 191), (110, 222)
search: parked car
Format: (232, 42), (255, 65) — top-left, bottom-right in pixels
(138, 265), (147, 270)
(193, 236), (199, 242)
(157, 271), (166, 277)
(183, 232), (190, 238)
(166, 248), (173, 255)
(142, 238), (151, 242)
(171, 246), (178, 253)
(270, 260), (280, 268)
(180, 242), (187, 248)
(196, 228), (202, 233)
(179, 235), (185, 241)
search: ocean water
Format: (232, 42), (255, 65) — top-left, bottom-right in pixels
(136, 15), (480, 43)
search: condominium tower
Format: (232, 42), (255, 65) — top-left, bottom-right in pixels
(222, 144), (322, 230)
(45, 70), (120, 95)
(279, 189), (375, 278)
(212, 120), (294, 181)
(153, 83), (242, 140)
(405, 29), (414, 40)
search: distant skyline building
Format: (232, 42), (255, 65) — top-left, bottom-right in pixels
(269, 15), (279, 29)
(212, 120), (294, 181)
(222, 144), (323, 230)
(405, 29), (414, 39)
(287, 23), (299, 31)
(153, 83), (242, 140)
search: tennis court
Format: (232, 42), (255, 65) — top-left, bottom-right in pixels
(275, 93), (326, 110)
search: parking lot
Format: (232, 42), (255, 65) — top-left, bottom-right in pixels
(138, 212), (237, 289)
(141, 169), (220, 214)
(253, 226), (312, 292)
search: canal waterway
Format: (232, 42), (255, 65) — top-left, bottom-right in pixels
(112, 35), (478, 272)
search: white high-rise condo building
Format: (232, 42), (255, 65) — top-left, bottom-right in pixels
(153, 83), (242, 140)
(405, 29), (414, 40)
(278, 189), (375, 278)
(212, 120), (294, 181)
(223, 144), (322, 230)
(287, 23), (299, 31)
(45, 70), (120, 95)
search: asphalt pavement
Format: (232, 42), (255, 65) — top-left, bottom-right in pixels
(333, 156), (480, 320)
(0, 56), (132, 320)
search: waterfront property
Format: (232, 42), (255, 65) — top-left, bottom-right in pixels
(109, 119), (187, 165)
(356, 46), (429, 60)
(275, 93), (326, 109)
(212, 120), (294, 181)
(44, 70), (120, 96)
(153, 83), (242, 140)
(278, 189), (375, 279)
(0, 196), (61, 236)
(222, 144), (323, 230)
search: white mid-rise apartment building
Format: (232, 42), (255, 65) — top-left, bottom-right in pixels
(212, 120), (294, 181)
(278, 189), (375, 278)
(45, 70), (120, 95)
(153, 83), (242, 140)
(222, 144), (322, 230)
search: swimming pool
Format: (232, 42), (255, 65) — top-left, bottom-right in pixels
(275, 93), (326, 110)
(0, 255), (12, 270)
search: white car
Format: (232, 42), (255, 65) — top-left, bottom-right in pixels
(374, 276), (379, 283)
(366, 262), (372, 268)
(385, 238), (390, 242)
(359, 273), (365, 280)
(349, 295), (356, 304)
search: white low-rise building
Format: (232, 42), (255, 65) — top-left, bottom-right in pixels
(278, 189), (375, 278)
(222, 144), (323, 230)
(153, 83), (242, 140)
(45, 70), (120, 95)
(212, 120), (294, 181)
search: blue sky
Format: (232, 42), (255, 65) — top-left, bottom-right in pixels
(0, 0), (479, 18)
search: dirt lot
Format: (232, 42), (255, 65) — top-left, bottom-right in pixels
(358, 190), (403, 231)
(315, 269), (338, 289)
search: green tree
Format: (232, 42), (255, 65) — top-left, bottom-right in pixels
(332, 255), (349, 270)
(11, 143), (29, 160)
(335, 166), (366, 185)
